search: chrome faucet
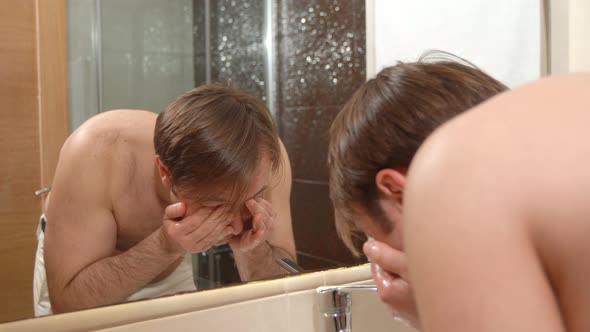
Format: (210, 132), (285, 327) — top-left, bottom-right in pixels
(316, 285), (377, 332)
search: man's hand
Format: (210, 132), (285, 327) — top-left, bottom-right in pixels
(363, 239), (421, 329)
(161, 202), (233, 254)
(229, 197), (276, 252)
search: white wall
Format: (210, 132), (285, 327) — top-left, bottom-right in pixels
(551, 0), (590, 73)
(366, 0), (543, 88)
(570, 0), (590, 71)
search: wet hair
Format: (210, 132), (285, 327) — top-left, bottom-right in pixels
(328, 51), (508, 254)
(154, 82), (281, 211)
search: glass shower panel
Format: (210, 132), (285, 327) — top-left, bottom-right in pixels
(67, 0), (198, 133)
(67, 0), (100, 132)
(100, 0), (196, 113)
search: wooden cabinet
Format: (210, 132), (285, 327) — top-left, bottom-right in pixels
(0, 0), (68, 322)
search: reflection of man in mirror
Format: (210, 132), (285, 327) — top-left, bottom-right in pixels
(327, 54), (508, 328)
(34, 83), (296, 315)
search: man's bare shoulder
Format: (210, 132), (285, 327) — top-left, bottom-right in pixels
(52, 110), (156, 197)
(71, 109), (156, 142)
(65, 109), (154, 155)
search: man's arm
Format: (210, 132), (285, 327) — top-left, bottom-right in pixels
(232, 139), (296, 280)
(44, 132), (182, 313)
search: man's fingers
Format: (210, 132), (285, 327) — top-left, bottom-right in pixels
(363, 239), (407, 278)
(257, 198), (274, 214)
(245, 198), (268, 218)
(251, 212), (267, 233)
(164, 202), (186, 221)
(187, 221), (226, 253)
(176, 207), (217, 234)
(239, 229), (265, 251)
(372, 263), (411, 306)
(257, 198), (277, 225)
(185, 207), (228, 242)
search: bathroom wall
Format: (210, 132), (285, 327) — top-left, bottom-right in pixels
(191, 0), (368, 282)
(207, 0), (268, 101)
(569, 0), (590, 70)
(276, 0), (367, 270)
(97, 286), (415, 332)
(368, 0), (543, 88)
(550, 0), (590, 73)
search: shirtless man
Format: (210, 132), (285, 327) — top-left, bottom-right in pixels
(332, 68), (590, 330)
(402, 73), (590, 331)
(327, 56), (507, 328)
(35, 83), (295, 315)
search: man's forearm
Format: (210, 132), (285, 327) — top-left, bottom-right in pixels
(50, 227), (182, 313)
(232, 241), (295, 281)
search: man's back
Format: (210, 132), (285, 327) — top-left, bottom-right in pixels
(404, 74), (590, 332)
(42, 110), (187, 313)
(46, 110), (167, 250)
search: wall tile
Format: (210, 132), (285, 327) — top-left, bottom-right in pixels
(275, 0), (366, 109)
(208, 0), (267, 100)
(290, 180), (365, 270)
(280, 105), (342, 181)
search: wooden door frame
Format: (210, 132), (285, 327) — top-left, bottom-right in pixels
(38, 0), (70, 206)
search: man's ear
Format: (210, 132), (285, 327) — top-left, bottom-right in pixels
(155, 155), (172, 190)
(375, 168), (406, 205)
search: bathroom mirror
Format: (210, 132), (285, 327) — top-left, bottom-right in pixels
(1, 0), (549, 324)
(65, 0), (367, 290)
(0, 0), (367, 323)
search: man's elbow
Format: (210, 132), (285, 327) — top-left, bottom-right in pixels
(49, 292), (79, 314)
(48, 284), (87, 314)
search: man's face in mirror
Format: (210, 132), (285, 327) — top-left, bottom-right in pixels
(169, 154), (273, 248)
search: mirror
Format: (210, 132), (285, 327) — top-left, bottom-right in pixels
(1, 0), (548, 324)
(66, 0), (366, 277)
(31, 0), (366, 320)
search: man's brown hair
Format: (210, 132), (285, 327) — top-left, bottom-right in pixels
(328, 52), (508, 253)
(154, 83), (281, 210)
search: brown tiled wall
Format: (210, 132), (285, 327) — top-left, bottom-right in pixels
(276, 0), (367, 270)
(192, 0), (367, 280)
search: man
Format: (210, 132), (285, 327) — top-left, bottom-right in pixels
(401, 73), (590, 331)
(327, 55), (508, 328)
(35, 83), (295, 315)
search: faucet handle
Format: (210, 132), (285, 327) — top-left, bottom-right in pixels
(316, 285), (377, 332)
(316, 285), (377, 313)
